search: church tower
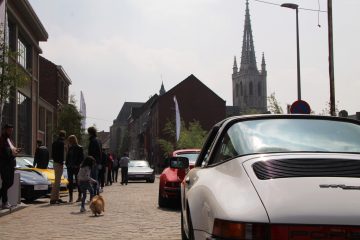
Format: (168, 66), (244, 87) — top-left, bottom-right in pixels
(232, 0), (267, 113)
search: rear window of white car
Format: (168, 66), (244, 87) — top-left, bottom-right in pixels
(219, 119), (360, 157)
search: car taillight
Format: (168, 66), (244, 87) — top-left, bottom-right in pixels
(212, 220), (360, 240)
(212, 219), (269, 240)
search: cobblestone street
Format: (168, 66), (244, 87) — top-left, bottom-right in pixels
(0, 178), (181, 240)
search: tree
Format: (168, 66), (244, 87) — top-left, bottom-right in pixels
(267, 92), (283, 114)
(0, 27), (30, 126)
(158, 119), (207, 158)
(55, 95), (84, 143)
(320, 100), (340, 116)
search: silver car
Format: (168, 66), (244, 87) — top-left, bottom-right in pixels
(181, 115), (360, 240)
(128, 160), (155, 183)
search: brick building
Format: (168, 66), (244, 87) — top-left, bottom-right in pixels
(38, 56), (71, 147)
(115, 74), (226, 173)
(2, 0), (48, 154)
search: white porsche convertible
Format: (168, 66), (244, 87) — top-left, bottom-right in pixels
(181, 115), (360, 240)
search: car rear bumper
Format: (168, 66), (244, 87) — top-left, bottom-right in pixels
(128, 173), (155, 181)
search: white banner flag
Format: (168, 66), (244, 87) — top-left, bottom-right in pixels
(173, 96), (181, 142)
(80, 91), (86, 129)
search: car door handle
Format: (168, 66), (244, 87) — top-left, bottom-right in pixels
(185, 177), (190, 184)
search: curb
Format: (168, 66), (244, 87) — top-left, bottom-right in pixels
(0, 203), (28, 217)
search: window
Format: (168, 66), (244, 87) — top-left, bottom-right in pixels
(212, 131), (240, 165)
(17, 39), (27, 68)
(17, 92), (31, 154)
(236, 84), (239, 97)
(240, 82), (243, 96)
(258, 82), (261, 96)
(249, 82), (253, 95)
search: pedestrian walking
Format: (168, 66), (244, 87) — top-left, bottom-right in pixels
(87, 126), (102, 195)
(77, 156), (96, 213)
(33, 140), (49, 169)
(66, 135), (84, 203)
(101, 148), (107, 187)
(0, 124), (21, 209)
(119, 152), (130, 185)
(112, 154), (119, 183)
(50, 130), (67, 204)
(106, 153), (113, 186)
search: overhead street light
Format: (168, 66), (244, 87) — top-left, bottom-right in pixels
(281, 3), (301, 100)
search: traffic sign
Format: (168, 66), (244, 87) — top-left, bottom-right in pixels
(290, 100), (311, 114)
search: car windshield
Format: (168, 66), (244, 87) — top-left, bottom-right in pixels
(222, 119), (360, 156)
(16, 157), (33, 168)
(129, 161), (149, 168)
(175, 153), (199, 164)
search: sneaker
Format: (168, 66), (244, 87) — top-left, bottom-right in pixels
(80, 207), (86, 212)
(2, 202), (12, 209)
(50, 200), (59, 205)
(99, 188), (103, 193)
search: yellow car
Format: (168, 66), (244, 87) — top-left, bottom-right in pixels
(16, 156), (68, 194)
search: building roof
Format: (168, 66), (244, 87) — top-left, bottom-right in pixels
(114, 102), (144, 124)
(161, 74), (225, 103)
(130, 95), (158, 121)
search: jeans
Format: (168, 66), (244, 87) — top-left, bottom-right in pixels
(121, 167), (128, 184)
(67, 166), (80, 196)
(79, 181), (94, 209)
(112, 167), (119, 182)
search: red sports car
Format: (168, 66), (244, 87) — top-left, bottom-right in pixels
(158, 149), (200, 207)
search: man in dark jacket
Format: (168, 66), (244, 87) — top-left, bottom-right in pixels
(87, 126), (102, 195)
(50, 130), (67, 204)
(33, 140), (50, 169)
(0, 123), (20, 209)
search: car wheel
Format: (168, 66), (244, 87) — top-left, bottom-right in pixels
(149, 178), (155, 183)
(158, 189), (168, 208)
(181, 209), (189, 240)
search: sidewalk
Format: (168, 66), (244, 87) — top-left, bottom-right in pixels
(0, 202), (27, 217)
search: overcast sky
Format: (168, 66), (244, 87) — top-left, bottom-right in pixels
(28, 0), (360, 131)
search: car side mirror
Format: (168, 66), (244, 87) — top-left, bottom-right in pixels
(168, 157), (189, 169)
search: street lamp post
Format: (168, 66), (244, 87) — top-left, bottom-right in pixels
(281, 3), (301, 100)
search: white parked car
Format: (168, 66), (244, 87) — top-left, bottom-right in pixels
(180, 115), (360, 240)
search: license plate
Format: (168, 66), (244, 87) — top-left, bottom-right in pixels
(34, 185), (48, 190)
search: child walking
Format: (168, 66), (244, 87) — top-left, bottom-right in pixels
(77, 156), (97, 212)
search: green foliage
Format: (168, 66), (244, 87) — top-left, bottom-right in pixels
(177, 120), (207, 149)
(158, 119), (207, 158)
(320, 101), (340, 116)
(157, 138), (174, 158)
(267, 92), (283, 114)
(55, 95), (84, 143)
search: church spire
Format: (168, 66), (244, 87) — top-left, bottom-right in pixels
(261, 52), (266, 71)
(233, 56), (238, 74)
(159, 82), (166, 96)
(240, 0), (258, 72)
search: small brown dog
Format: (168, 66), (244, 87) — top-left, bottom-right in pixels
(89, 195), (105, 216)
